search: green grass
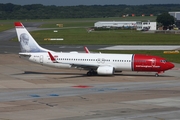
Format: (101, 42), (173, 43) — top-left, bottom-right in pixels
(94, 50), (180, 63)
(0, 23), (14, 32)
(13, 28), (180, 45)
(40, 21), (94, 28)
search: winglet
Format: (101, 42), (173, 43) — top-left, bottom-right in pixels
(84, 46), (90, 53)
(48, 52), (59, 63)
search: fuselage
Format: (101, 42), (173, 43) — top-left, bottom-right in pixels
(21, 52), (174, 73)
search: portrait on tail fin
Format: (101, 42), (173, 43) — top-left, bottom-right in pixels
(19, 33), (41, 52)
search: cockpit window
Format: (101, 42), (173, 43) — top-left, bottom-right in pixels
(161, 60), (167, 63)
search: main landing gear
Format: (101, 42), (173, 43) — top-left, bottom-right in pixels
(87, 69), (97, 76)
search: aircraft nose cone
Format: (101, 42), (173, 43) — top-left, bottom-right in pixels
(168, 62), (174, 69)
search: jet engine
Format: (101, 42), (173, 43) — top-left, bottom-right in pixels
(97, 66), (115, 75)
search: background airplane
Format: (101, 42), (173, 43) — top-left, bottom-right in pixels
(15, 22), (174, 76)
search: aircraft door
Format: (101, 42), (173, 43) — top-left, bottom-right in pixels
(40, 55), (43, 64)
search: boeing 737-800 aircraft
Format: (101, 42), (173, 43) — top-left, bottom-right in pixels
(15, 22), (174, 76)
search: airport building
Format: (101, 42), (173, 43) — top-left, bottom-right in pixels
(94, 21), (137, 28)
(94, 21), (157, 30)
(136, 21), (157, 31)
(169, 12), (180, 20)
(169, 12), (180, 28)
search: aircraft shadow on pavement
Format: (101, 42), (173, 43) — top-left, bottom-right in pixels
(24, 71), (87, 78)
(14, 71), (173, 78)
(114, 73), (172, 77)
(24, 70), (85, 75)
(22, 71), (115, 78)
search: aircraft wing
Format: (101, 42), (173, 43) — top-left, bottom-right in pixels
(70, 63), (98, 70)
(48, 52), (98, 70)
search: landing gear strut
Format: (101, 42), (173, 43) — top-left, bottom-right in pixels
(87, 69), (97, 76)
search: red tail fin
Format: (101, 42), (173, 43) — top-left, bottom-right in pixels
(84, 46), (90, 53)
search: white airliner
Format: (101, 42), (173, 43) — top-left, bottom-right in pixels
(15, 22), (174, 76)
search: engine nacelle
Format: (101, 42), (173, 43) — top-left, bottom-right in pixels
(97, 66), (115, 75)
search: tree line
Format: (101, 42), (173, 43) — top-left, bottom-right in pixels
(0, 3), (180, 19)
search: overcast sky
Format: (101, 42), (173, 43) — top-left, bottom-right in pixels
(0, 0), (180, 6)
